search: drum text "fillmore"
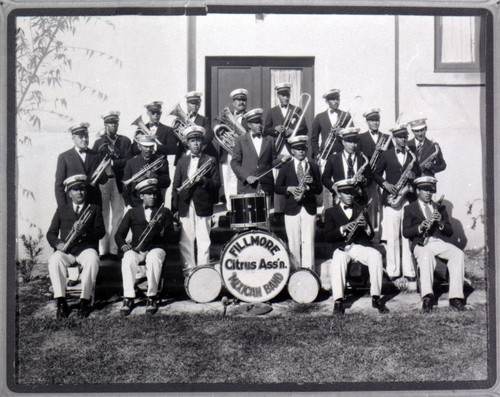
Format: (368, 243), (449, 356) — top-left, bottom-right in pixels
(227, 235), (281, 257)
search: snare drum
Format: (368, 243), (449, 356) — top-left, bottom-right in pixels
(220, 230), (291, 303)
(287, 268), (320, 304)
(184, 264), (222, 303)
(230, 193), (268, 229)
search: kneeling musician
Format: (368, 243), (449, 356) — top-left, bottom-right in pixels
(324, 179), (388, 315)
(172, 125), (221, 271)
(115, 178), (174, 316)
(275, 135), (322, 269)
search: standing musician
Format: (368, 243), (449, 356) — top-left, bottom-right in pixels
(122, 134), (170, 208)
(231, 108), (285, 196)
(373, 124), (420, 285)
(275, 135), (322, 269)
(46, 175), (105, 319)
(310, 89), (352, 161)
(321, 127), (371, 207)
(403, 177), (466, 312)
(358, 108), (392, 235)
(324, 179), (388, 315)
(92, 111), (132, 258)
(220, 88), (248, 211)
(115, 178), (174, 316)
(172, 125), (221, 271)
(407, 118), (446, 177)
(55, 122), (107, 208)
(184, 91), (218, 159)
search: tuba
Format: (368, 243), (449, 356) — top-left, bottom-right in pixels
(213, 107), (247, 156)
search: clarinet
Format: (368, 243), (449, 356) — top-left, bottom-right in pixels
(344, 198), (373, 246)
(422, 195), (445, 245)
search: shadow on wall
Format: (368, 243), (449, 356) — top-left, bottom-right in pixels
(441, 199), (467, 250)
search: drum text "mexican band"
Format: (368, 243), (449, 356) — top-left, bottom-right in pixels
(227, 272), (285, 298)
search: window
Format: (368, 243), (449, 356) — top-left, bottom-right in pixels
(435, 16), (484, 72)
(270, 69), (302, 107)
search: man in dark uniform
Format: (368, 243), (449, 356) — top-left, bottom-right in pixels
(407, 118), (446, 177)
(403, 176), (466, 312)
(172, 125), (220, 271)
(46, 174), (105, 319)
(358, 108), (392, 235)
(275, 135), (322, 270)
(324, 179), (388, 315)
(122, 134), (170, 208)
(92, 111), (132, 257)
(231, 108), (284, 195)
(54, 122), (107, 207)
(322, 127), (371, 208)
(373, 124), (420, 286)
(310, 89), (352, 163)
(116, 178), (174, 316)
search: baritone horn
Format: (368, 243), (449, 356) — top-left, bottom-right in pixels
(213, 107), (247, 156)
(131, 115), (162, 145)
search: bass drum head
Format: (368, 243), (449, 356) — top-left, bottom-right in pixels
(184, 266), (222, 303)
(287, 268), (320, 304)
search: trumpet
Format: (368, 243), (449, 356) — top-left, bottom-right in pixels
(61, 204), (94, 253)
(122, 155), (166, 186)
(175, 158), (215, 193)
(422, 195), (445, 245)
(386, 150), (417, 208)
(213, 107), (247, 155)
(131, 115), (162, 145)
(318, 95), (362, 168)
(89, 154), (112, 186)
(275, 93), (311, 153)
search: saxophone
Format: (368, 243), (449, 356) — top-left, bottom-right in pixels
(419, 142), (440, 170)
(294, 162), (311, 202)
(386, 150), (417, 208)
(369, 134), (391, 172)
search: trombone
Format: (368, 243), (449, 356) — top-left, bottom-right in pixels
(275, 93), (311, 153)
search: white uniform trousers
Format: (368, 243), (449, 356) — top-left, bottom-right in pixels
(221, 154), (238, 211)
(284, 207), (316, 269)
(121, 248), (166, 298)
(48, 248), (99, 300)
(366, 183), (382, 233)
(179, 201), (211, 270)
(413, 237), (465, 299)
(382, 203), (415, 278)
(164, 154), (176, 210)
(99, 178), (125, 256)
(329, 244), (383, 301)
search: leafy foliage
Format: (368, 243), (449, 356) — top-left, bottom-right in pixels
(466, 198), (485, 230)
(17, 229), (44, 282)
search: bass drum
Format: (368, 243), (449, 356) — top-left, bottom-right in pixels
(287, 268), (320, 304)
(184, 264), (222, 303)
(220, 230), (291, 303)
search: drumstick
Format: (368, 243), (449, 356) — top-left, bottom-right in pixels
(254, 156), (292, 182)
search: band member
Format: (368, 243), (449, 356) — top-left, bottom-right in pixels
(373, 124), (419, 283)
(92, 111), (132, 257)
(321, 127), (371, 207)
(115, 178), (174, 316)
(358, 108), (391, 233)
(324, 179), (388, 315)
(55, 122), (107, 207)
(407, 118), (446, 177)
(275, 135), (322, 269)
(231, 108), (283, 195)
(220, 88), (248, 211)
(172, 125), (220, 270)
(46, 175), (105, 319)
(122, 134), (170, 208)
(310, 89), (352, 161)
(403, 177), (466, 312)
(184, 91), (218, 159)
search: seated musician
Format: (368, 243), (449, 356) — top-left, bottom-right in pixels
(324, 179), (388, 315)
(172, 125), (220, 271)
(115, 178), (174, 316)
(402, 176), (466, 313)
(122, 134), (170, 208)
(46, 174), (105, 319)
(275, 135), (322, 270)
(321, 127), (371, 206)
(231, 108), (288, 196)
(407, 118), (446, 177)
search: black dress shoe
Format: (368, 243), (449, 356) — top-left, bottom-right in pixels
(449, 298), (465, 312)
(146, 297), (158, 315)
(120, 298), (134, 317)
(77, 298), (90, 318)
(67, 280), (79, 287)
(372, 296), (390, 314)
(333, 300), (345, 316)
(56, 297), (69, 320)
(422, 294), (434, 313)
